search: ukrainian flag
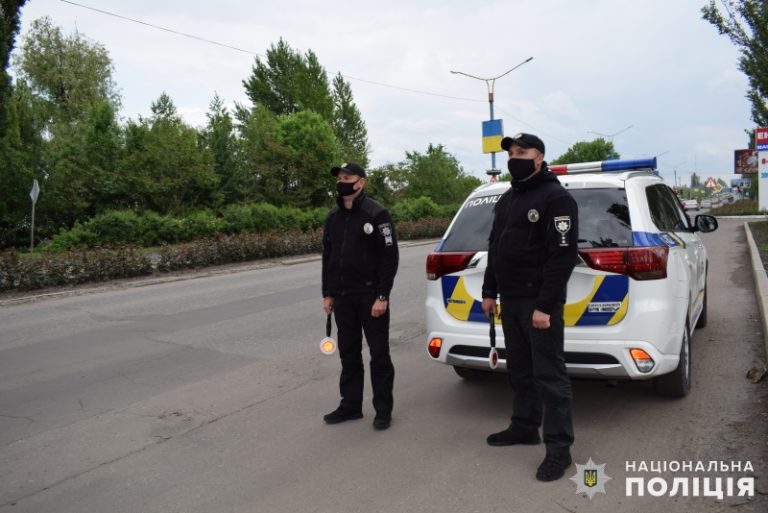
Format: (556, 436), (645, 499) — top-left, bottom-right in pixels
(482, 119), (503, 154)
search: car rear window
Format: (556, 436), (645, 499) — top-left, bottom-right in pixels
(571, 189), (632, 248)
(439, 188), (632, 251)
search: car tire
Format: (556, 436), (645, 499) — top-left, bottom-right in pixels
(453, 366), (492, 380)
(654, 320), (691, 398)
(696, 278), (708, 329)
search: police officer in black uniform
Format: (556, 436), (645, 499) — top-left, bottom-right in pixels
(481, 133), (579, 481)
(322, 162), (399, 431)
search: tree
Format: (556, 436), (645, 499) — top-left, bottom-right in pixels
(118, 93), (218, 215)
(13, 16), (120, 126)
(331, 73), (369, 167)
(242, 39), (333, 119)
(0, 79), (47, 247)
(241, 39), (369, 165)
(38, 101), (123, 229)
(702, 1), (768, 126)
(0, 0), (28, 137)
(550, 138), (620, 164)
(200, 93), (243, 205)
(400, 144), (481, 204)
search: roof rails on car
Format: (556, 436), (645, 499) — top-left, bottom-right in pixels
(549, 157), (657, 176)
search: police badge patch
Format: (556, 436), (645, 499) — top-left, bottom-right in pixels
(527, 209), (540, 222)
(554, 215), (571, 246)
(363, 223), (373, 234)
(378, 223), (394, 246)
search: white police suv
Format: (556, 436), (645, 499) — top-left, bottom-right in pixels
(425, 158), (718, 397)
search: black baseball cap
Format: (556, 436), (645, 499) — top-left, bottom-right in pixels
(330, 162), (366, 177)
(500, 133), (545, 154)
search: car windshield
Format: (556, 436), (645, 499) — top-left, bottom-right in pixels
(439, 188), (632, 252)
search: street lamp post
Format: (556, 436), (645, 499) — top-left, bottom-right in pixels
(451, 57), (533, 177)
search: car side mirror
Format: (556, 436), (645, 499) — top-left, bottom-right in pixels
(694, 214), (718, 233)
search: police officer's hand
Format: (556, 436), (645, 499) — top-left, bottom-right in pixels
(323, 296), (334, 315)
(482, 298), (497, 320)
(532, 309), (550, 329)
(371, 299), (388, 318)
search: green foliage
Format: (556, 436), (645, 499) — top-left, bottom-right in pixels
(118, 93), (219, 215)
(391, 196), (440, 221)
(241, 39), (368, 166)
(331, 73), (369, 167)
(550, 138), (620, 164)
(1, 211), (452, 291)
(0, 0), (28, 138)
(398, 144), (481, 204)
(702, 1), (768, 126)
(13, 16), (120, 124)
(242, 39), (334, 119)
(200, 94), (243, 205)
(709, 199), (762, 216)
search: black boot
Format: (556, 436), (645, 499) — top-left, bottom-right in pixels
(486, 426), (541, 446)
(536, 453), (572, 482)
(323, 407), (363, 424)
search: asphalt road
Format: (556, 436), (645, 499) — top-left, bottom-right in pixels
(1, 219), (767, 513)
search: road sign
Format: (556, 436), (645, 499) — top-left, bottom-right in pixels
(30, 179), (40, 204)
(704, 177), (717, 189)
(757, 127), (768, 151)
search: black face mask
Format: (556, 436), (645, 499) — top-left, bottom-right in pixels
(507, 158), (536, 181)
(336, 180), (360, 197)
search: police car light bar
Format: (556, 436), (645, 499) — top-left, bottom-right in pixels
(549, 157), (657, 175)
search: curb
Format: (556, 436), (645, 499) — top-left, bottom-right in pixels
(744, 222), (768, 362)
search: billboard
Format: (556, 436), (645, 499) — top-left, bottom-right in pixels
(734, 149), (758, 174)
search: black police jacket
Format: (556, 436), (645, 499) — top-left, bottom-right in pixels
(481, 164), (579, 314)
(322, 192), (399, 298)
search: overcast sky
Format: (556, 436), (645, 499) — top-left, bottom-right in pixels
(15, 0), (755, 187)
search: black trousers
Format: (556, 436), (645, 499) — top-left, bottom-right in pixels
(500, 296), (574, 456)
(333, 294), (394, 416)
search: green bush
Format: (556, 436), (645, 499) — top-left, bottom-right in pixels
(45, 222), (100, 252)
(139, 211), (182, 246)
(391, 196), (441, 221)
(180, 209), (226, 241)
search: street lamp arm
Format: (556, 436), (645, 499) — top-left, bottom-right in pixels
(493, 57), (534, 81)
(449, 70), (489, 81)
(450, 57), (533, 84)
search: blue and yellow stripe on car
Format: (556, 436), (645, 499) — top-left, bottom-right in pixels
(441, 274), (629, 327)
(634, 231), (685, 249)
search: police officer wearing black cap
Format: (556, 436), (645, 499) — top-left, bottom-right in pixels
(481, 133), (579, 481)
(322, 162), (399, 430)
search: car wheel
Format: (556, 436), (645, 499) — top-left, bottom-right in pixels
(453, 366), (492, 380)
(696, 279), (708, 329)
(654, 321), (691, 397)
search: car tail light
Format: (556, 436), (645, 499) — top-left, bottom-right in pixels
(578, 246), (668, 280)
(428, 337), (443, 358)
(426, 252), (477, 280)
(630, 348), (655, 373)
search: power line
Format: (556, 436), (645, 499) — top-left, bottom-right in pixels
(60, 0), (263, 56)
(59, 0), (483, 103)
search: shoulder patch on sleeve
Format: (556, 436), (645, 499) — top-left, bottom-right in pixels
(378, 222), (394, 246)
(554, 216), (572, 247)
